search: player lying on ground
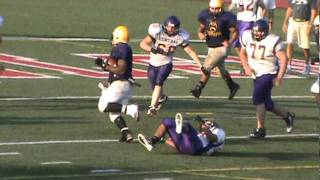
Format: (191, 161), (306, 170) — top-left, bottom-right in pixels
(138, 113), (225, 155)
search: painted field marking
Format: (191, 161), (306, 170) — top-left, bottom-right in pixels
(0, 133), (317, 146)
(0, 95), (314, 101)
(0, 152), (21, 156)
(1, 165), (317, 180)
(40, 161), (72, 165)
(181, 171), (268, 180)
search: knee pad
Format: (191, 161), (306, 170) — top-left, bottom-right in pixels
(265, 102), (274, 111)
(109, 112), (121, 123)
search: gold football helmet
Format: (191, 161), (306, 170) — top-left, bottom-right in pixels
(209, 0), (224, 8)
(112, 25), (130, 44)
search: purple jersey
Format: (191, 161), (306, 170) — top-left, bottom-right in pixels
(108, 43), (133, 83)
(198, 9), (237, 48)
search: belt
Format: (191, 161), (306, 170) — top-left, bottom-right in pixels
(293, 18), (308, 22)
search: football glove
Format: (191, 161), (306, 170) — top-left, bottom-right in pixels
(95, 57), (108, 68)
(151, 47), (166, 55)
(201, 66), (210, 76)
(194, 115), (205, 124)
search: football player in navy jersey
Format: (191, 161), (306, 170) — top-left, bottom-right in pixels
(140, 16), (202, 116)
(190, 0), (240, 100)
(95, 25), (139, 143)
(138, 113), (225, 155)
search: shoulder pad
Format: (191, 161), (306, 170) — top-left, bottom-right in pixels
(148, 23), (162, 38)
(179, 29), (190, 41)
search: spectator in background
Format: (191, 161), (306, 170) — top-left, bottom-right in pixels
(282, 0), (318, 74)
(311, 14), (319, 64)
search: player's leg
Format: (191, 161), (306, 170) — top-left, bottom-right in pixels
(271, 104), (295, 133)
(97, 81), (137, 142)
(286, 19), (297, 72)
(249, 75), (274, 138)
(190, 47), (218, 98)
(147, 63), (172, 116)
(297, 21), (311, 74)
(217, 53), (240, 100)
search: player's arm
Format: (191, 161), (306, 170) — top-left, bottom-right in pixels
(308, 4), (318, 35)
(198, 23), (206, 40)
(104, 59), (127, 75)
(164, 138), (177, 149)
(282, 7), (293, 33)
(239, 47), (253, 76)
(183, 45), (202, 68)
(139, 35), (153, 53)
(225, 26), (238, 47)
(274, 50), (288, 86)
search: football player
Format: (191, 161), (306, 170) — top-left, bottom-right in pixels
(228, 0), (266, 54)
(0, 16), (5, 72)
(138, 113), (225, 155)
(190, 0), (240, 100)
(140, 16), (202, 116)
(239, 20), (295, 138)
(95, 25), (139, 143)
(256, 0), (276, 31)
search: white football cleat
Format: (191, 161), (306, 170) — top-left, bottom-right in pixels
(126, 104), (139, 122)
(138, 134), (153, 151)
(175, 113), (183, 134)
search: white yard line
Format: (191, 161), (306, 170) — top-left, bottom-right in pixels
(40, 161), (72, 165)
(0, 152), (21, 156)
(0, 95), (314, 101)
(0, 133), (317, 146)
(1, 165), (318, 180)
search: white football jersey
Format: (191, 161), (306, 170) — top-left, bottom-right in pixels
(231, 0), (262, 22)
(256, 0), (276, 20)
(197, 126), (225, 155)
(240, 30), (285, 77)
(148, 23), (190, 66)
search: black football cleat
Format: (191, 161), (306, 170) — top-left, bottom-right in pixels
(190, 85), (202, 98)
(119, 130), (133, 143)
(249, 128), (266, 139)
(284, 112), (295, 133)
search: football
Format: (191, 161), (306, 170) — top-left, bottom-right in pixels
(107, 57), (117, 67)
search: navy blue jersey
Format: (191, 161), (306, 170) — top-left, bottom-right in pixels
(198, 9), (237, 48)
(108, 43), (133, 82)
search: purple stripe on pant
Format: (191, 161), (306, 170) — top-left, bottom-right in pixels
(162, 118), (203, 155)
(252, 74), (275, 111)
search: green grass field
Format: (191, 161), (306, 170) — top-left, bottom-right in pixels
(0, 0), (319, 179)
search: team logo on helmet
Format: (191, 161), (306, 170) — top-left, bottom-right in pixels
(163, 16), (181, 36)
(252, 20), (269, 41)
(112, 25), (130, 44)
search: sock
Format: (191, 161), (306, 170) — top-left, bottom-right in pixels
(114, 116), (128, 131)
(150, 136), (161, 144)
(223, 74), (235, 90)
